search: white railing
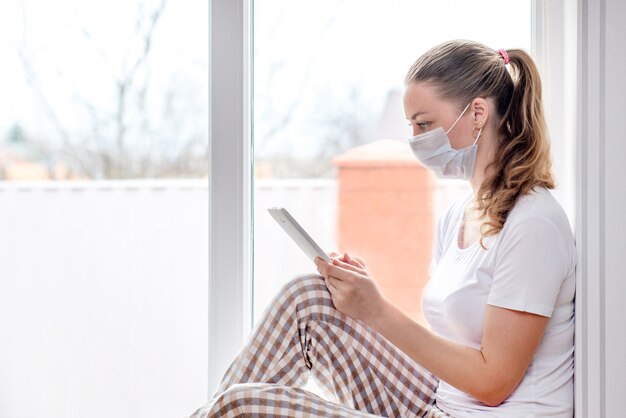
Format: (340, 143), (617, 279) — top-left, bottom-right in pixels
(0, 180), (209, 418)
(0, 178), (471, 417)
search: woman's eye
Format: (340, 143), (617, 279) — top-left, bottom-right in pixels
(408, 121), (431, 129)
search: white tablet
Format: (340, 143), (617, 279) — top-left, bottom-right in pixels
(267, 207), (331, 263)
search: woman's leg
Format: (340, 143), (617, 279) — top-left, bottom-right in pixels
(192, 382), (385, 417)
(189, 274), (439, 417)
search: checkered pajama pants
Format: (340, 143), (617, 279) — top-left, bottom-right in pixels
(189, 274), (453, 417)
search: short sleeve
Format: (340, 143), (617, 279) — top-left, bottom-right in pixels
(487, 216), (569, 317)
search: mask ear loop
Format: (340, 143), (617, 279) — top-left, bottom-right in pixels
(472, 125), (483, 145)
(445, 102), (472, 135)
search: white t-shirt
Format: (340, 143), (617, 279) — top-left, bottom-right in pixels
(422, 187), (576, 417)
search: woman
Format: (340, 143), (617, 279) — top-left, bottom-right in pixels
(191, 40), (575, 417)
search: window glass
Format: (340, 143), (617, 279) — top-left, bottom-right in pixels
(0, 0), (208, 180)
(0, 2), (209, 417)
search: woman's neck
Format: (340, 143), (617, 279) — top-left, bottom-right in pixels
(470, 132), (498, 194)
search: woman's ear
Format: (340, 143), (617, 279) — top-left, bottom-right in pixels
(471, 98), (489, 128)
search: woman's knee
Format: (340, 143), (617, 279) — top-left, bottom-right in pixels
(278, 273), (333, 310)
(207, 383), (308, 417)
(205, 383), (258, 417)
(280, 273), (325, 297)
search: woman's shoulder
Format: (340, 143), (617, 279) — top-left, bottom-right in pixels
(509, 187), (568, 222)
(503, 186), (574, 244)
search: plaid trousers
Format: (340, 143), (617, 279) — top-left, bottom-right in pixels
(189, 274), (453, 417)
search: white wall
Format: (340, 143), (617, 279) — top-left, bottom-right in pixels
(603, 2), (626, 414)
(0, 181), (208, 418)
(576, 0), (626, 416)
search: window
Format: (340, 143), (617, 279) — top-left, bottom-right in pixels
(210, 0), (580, 405)
(0, 1), (209, 417)
(214, 1), (626, 416)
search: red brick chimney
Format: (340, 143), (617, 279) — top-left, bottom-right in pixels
(333, 139), (435, 325)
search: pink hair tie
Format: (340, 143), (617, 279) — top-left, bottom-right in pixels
(498, 49), (510, 65)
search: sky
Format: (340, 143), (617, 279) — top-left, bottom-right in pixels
(0, 0), (531, 165)
(253, 0), (532, 158)
(0, 0), (208, 158)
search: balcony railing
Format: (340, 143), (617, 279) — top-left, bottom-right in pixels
(0, 180), (209, 418)
(0, 177), (469, 417)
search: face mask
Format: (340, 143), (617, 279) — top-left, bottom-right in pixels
(407, 102), (482, 180)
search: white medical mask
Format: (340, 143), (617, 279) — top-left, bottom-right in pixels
(407, 103), (482, 180)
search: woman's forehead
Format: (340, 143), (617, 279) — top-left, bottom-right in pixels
(404, 82), (450, 117)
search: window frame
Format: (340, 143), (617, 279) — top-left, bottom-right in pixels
(573, 0), (626, 416)
(208, 0), (253, 395)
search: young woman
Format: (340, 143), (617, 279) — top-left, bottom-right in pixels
(190, 40), (575, 417)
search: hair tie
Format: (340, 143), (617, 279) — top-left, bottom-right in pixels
(498, 49), (510, 65)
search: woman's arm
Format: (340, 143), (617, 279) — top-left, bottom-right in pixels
(369, 300), (548, 406)
(315, 255), (549, 407)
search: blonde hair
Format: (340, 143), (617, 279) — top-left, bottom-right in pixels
(405, 40), (555, 248)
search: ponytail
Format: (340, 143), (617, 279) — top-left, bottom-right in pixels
(477, 49), (555, 248)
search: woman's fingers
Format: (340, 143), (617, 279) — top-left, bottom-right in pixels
(315, 257), (333, 279)
(344, 252), (367, 268)
(315, 257), (351, 281)
(326, 275), (341, 293)
(331, 257), (367, 276)
(329, 260), (369, 283)
(324, 251), (367, 269)
(315, 258), (343, 295)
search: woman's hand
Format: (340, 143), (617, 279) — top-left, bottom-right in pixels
(326, 251), (368, 269)
(314, 252), (388, 324)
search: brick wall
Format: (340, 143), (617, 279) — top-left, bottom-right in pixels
(334, 139), (435, 325)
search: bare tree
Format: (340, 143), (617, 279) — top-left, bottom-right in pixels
(253, 0), (345, 159)
(309, 86), (374, 174)
(18, 0), (208, 179)
(258, 84), (375, 179)
(252, 1), (385, 179)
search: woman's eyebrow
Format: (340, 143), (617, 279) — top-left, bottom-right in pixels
(407, 111), (428, 121)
